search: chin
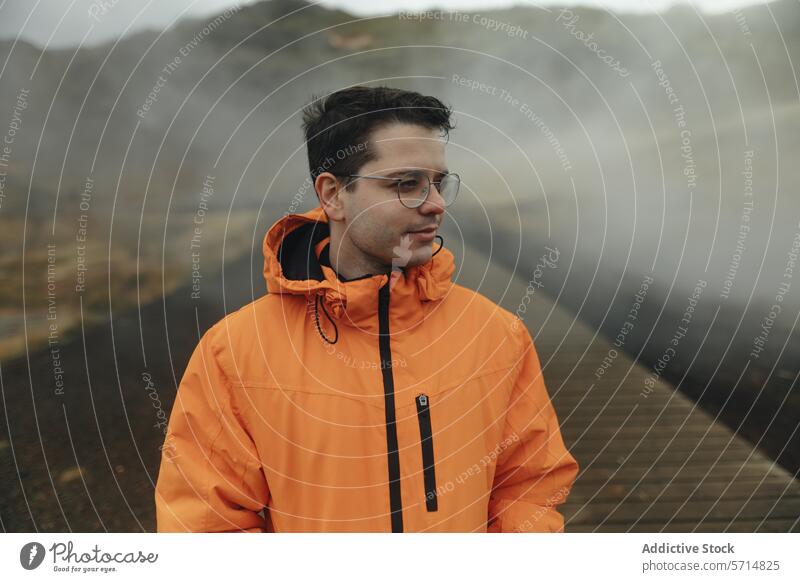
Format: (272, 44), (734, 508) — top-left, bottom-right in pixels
(408, 247), (434, 267)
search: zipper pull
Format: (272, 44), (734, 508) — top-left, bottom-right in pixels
(417, 394), (428, 407)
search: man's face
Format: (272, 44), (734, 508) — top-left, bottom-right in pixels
(339, 122), (448, 270)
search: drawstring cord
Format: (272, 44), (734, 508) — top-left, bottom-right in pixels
(314, 292), (339, 345)
(313, 235), (445, 345)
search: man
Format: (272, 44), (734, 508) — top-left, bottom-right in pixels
(155, 85), (578, 532)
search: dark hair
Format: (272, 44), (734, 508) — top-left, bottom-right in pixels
(301, 85), (455, 192)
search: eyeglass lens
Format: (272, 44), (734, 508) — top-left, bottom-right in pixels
(397, 171), (460, 208)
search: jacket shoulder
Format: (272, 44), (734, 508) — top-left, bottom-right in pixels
(441, 283), (530, 349)
(194, 294), (282, 380)
(445, 282), (521, 325)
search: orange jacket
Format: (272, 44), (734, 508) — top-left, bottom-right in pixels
(155, 206), (578, 532)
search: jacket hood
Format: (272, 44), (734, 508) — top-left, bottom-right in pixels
(262, 206), (455, 335)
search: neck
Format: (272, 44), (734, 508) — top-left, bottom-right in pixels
(328, 232), (390, 280)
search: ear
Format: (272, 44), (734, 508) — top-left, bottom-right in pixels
(315, 172), (347, 222)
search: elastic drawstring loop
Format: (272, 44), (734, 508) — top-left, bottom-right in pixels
(314, 292), (339, 345)
(432, 234), (444, 257)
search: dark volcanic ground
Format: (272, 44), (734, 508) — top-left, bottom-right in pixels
(0, 249), (265, 532)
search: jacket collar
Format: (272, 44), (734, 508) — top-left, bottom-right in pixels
(263, 206), (455, 334)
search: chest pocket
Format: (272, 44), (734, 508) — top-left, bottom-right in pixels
(401, 366), (515, 514)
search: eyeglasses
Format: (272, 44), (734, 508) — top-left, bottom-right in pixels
(339, 170), (460, 209)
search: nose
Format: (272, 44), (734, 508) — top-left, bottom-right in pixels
(419, 182), (446, 216)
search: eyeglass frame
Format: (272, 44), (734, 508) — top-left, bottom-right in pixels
(333, 170), (460, 208)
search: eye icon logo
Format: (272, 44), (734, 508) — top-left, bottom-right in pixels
(20, 542), (46, 570)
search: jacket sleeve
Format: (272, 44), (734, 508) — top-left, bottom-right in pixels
(487, 322), (579, 533)
(154, 324), (270, 532)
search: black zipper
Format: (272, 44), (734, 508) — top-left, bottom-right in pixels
(378, 282), (403, 532)
(415, 393), (438, 512)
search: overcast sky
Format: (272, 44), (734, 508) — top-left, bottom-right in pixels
(0, 0), (776, 49)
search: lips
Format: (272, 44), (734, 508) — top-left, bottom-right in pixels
(406, 226), (437, 242)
